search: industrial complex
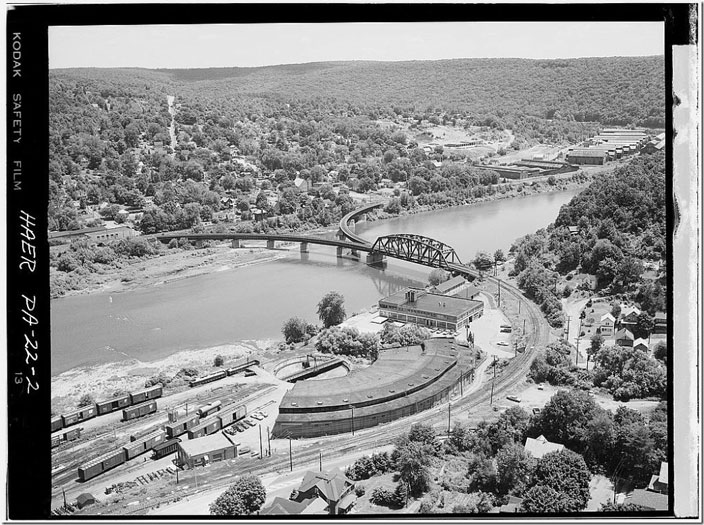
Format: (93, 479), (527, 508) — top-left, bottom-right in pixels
(272, 337), (475, 439)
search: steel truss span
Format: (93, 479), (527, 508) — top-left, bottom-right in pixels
(371, 234), (463, 270)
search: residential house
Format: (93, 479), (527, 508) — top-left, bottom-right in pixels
(633, 338), (649, 353)
(647, 462), (669, 494)
(524, 435), (564, 459)
(499, 495), (524, 513)
(598, 313), (616, 336)
(619, 306), (641, 330)
(614, 328), (635, 347)
(653, 312), (667, 334)
(568, 226), (579, 237)
(260, 497), (328, 516)
(624, 489), (668, 511)
(291, 469), (356, 515)
(294, 177), (310, 192)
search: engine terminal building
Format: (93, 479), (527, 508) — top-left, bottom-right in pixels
(379, 288), (484, 331)
(273, 338), (475, 439)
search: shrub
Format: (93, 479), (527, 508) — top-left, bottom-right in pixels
(214, 355), (224, 367)
(370, 487), (399, 507)
(77, 393), (95, 407)
(355, 485), (366, 497)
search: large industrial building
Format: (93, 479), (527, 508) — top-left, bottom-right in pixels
(378, 288), (483, 331)
(273, 338), (475, 438)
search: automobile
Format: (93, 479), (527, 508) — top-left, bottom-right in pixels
(496, 341), (509, 347)
(241, 420), (252, 428)
(500, 324), (512, 330)
(251, 414), (263, 421)
(532, 408), (541, 415)
(506, 395), (521, 403)
(537, 384), (544, 390)
(260, 411), (268, 418)
(500, 327), (512, 333)
(236, 423), (246, 431)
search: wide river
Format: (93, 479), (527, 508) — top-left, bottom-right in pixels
(50, 189), (581, 375)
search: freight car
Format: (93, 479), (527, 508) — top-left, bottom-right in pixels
(216, 404), (247, 429)
(130, 385), (163, 405)
(225, 359), (261, 377)
(51, 416), (63, 433)
(189, 370), (226, 388)
(123, 429), (166, 460)
(122, 400), (158, 422)
(165, 413), (201, 439)
(61, 406), (97, 427)
(152, 438), (181, 460)
(77, 449), (127, 482)
(96, 393), (131, 415)
(187, 415), (222, 439)
(197, 400), (222, 418)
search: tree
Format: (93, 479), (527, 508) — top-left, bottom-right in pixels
(78, 393), (95, 407)
(653, 341), (667, 364)
(529, 390), (598, 451)
(282, 317), (310, 344)
(588, 334), (605, 368)
(528, 450), (592, 511)
(317, 291), (346, 328)
(209, 475), (266, 515)
(599, 502), (648, 512)
(428, 268), (449, 286)
(473, 252), (494, 272)
(396, 441), (433, 496)
(634, 312), (654, 339)
(494, 249), (506, 264)
(495, 443), (536, 496)
(214, 355), (225, 367)
(521, 484), (575, 513)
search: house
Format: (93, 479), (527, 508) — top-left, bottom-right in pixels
(294, 177), (310, 192)
(625, 489), (668, 511)
(524, 435), (564, 459)
(568, 226), (579, 237)
(633, 338), (649, 352)
(291, 469), (356, 515)
(653, 312), (667, 334)
(260, 497), (328, 515)
(614, 328), (635, 347)
(647, 462), (669, 495)
(619, 306), (641, 329)
(598, 313), (616, 336)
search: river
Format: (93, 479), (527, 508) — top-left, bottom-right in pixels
(50, 189), (581, 375)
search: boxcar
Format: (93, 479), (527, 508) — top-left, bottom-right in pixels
(51, 435), (62, 449)
(165, 413), (201, 439)
(187, 416), (222, 439)
(96, 393), (132, 415)
(189, 370), (226, 388)
(197, 400), (222, 418)
(63, 427), (82, 442)
(51, 416), (63, 433)
(62, 406), (97, 427)
(122, 429), (166, 460)
(217, 405), (246, 428)
(130, 385), (163, 405)
(77, 449), (126, 482)
(122, 400), (158, 422)
(152, 438), (181, 459)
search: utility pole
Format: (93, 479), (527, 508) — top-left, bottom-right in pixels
(497, 280), (501, 306)
(319, 451), (322, 472)
(447, 401), (451, 434)
(259, 425), (263, 459)
(523, 319), (526, 335)
(518, 300), (521, 314)
(490, 356), (497, 405)
(63, 489), (67, 509)
(267, 426), (271, 456)
(565, 315), (572, 340)
(350, 406), (355, 436)
(289, 436), (293, 472)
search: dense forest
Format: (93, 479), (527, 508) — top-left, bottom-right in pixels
(49, 56), (664, 233)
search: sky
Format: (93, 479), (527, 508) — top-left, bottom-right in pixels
(49, 22), (664, 69)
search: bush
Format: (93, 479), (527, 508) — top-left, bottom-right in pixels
(355, 485), (366, 497)
(370, 487), (400, 507)
(77, 393), (95, 407)
(282, 317), (311, 344)
(214, 355), (225, 367)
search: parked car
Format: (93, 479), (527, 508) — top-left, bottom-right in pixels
(532, 407), (541, 415)
(537, 384), (544, 390)
(260, 411), (268, 418)
(251, 414), (263, 421)
(496, 341), (509, 347)
(506, 395), (521, 403)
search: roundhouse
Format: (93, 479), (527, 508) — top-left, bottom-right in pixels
(273, 338), (474, 439)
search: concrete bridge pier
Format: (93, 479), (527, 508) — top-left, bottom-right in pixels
(300, 242), (309, 253)
(336, 246), (344, 258)
(336, 229), (346, 241)
(351, 249), (360, 258)
(231, 239), (240, 248)
(366, 252), (386, 266)
(267, 240), (276, 249)
(195, 240), (203, 249)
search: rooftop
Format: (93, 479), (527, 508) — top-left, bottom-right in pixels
(298, 468), (353, 503)
(524, 435), (564, 459)
(178, 432), (235, 457)
(279, 338), (462, 410)
(380, 288), (482, 318)
(615, 328), (635, 340)
(434, 275), (467, 294)
(625, 489), (669, 511)
(567, 149), (608, 158)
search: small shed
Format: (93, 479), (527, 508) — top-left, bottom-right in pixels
(76, 493), (96, 509)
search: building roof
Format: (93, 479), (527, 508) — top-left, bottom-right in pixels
(279, 338), (464, 411)
(600, 313), (616, 323)
(620, 305), (641, 318)
(524, 435), (564, 459)
(434, 275), (467, 294)
(634, 338), (649, 349)
(260, 497), (318, 515)
(625, 489), (669, 511)
(654, 312), (667, 321)
(48, 226), (107, 239)
(294, 177), (307, 188)
(567, 149), (608, 158)
(380, 288), (482, 318)
(615, 328), (635, 341)
(659, 462), (669, 485)
(298, 469), (352, 503)
(178, 432), (234, 457)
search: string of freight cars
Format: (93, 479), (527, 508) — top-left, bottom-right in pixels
(76, 399), (248, 482)
(51, 359), (260, 434)
(51, 385), (164, 433)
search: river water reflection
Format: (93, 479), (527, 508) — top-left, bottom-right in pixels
(50, 190), (581, 374)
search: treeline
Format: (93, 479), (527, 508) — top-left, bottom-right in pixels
(510, 151), (666, 323)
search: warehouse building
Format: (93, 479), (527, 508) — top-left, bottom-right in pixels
(566, 148), (609, 165)
(379, 288), (483, 331)
(273, 338), (475, 438)
(177, 432), (238, 468)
